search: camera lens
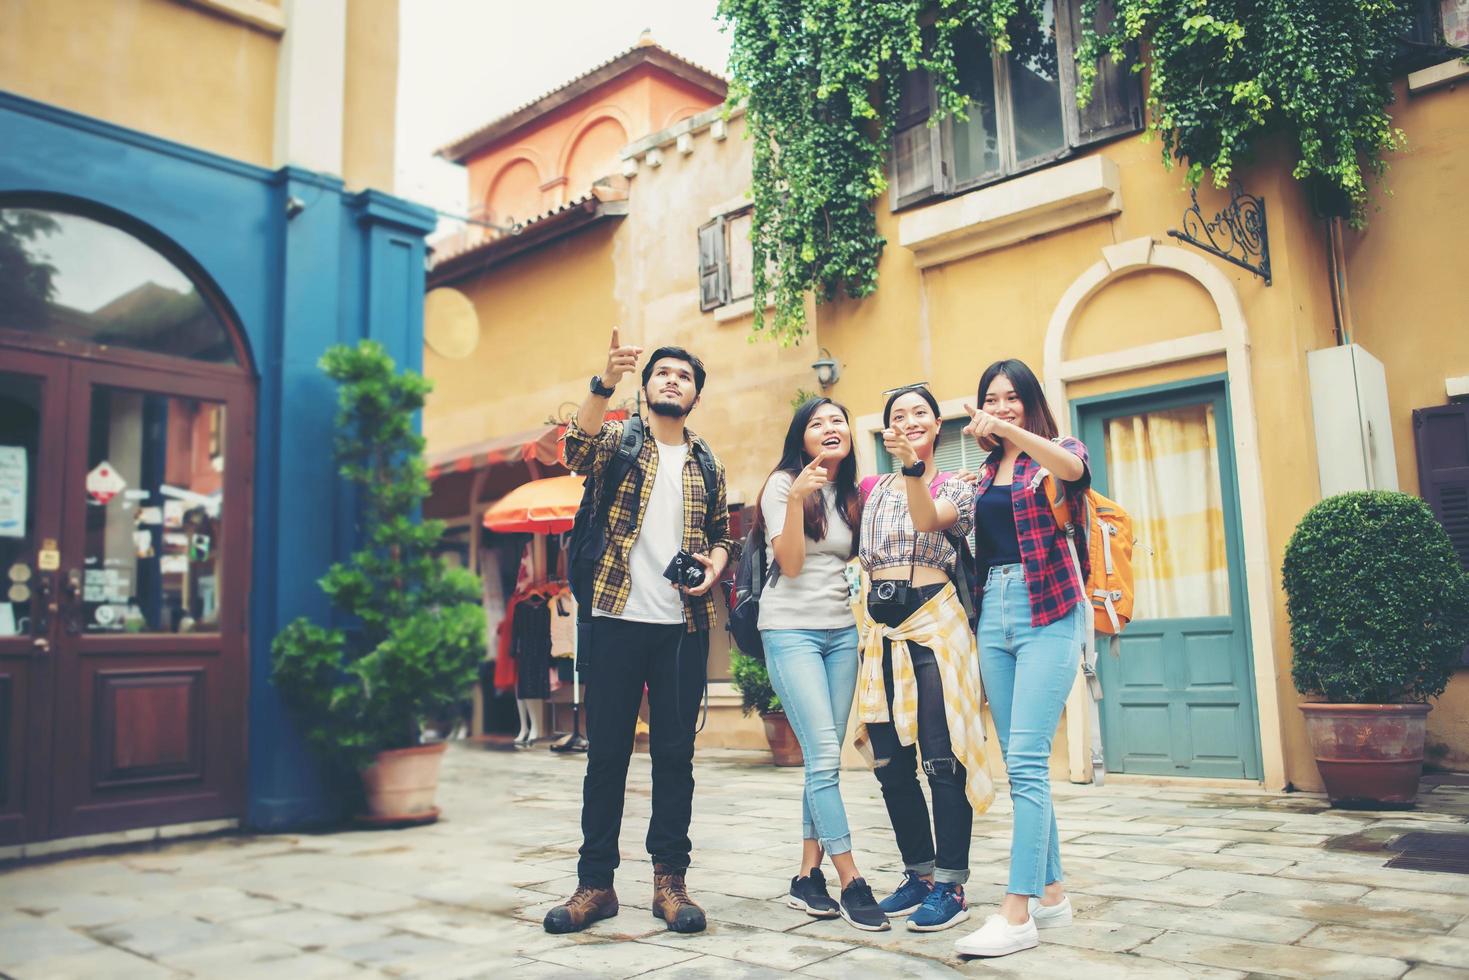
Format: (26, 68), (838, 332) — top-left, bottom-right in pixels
(875, 581), (895, 601)
(682, 565), (705, 588)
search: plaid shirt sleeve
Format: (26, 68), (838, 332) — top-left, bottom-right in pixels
(705, 461), (736, 560)
(562, 416), (621, 476)
(1007, 436), (1094, 628)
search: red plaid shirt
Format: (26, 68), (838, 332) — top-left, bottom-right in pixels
(973, 436), (1091, 627)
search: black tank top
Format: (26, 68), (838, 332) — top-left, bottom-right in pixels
(975, 482), (1022, 569)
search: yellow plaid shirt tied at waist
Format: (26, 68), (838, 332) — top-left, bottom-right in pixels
(852, 578), (995, 814)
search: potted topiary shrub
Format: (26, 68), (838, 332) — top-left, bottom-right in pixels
(729, 648), (803, 767)
(1282, 491), (1469, 806)
(272, 341), (485, 824)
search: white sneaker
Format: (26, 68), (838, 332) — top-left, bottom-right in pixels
(1027, 894), (1073, 929)
(954, 914), (1039, 958)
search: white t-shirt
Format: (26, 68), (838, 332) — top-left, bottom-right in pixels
(757, 472), (857, 631)
(605, 439), (688, 625)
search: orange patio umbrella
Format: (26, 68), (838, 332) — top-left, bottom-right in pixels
(482, 474), (585, 535)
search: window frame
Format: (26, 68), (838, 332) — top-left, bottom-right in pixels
(697, 205), (756, 314)
(891, 0), (1144, 212)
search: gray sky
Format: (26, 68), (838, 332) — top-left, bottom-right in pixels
(395, 0), (730, 224)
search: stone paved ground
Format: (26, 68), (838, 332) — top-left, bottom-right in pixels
(3, 744), (1469, 979)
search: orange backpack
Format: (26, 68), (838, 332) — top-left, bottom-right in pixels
(1037, 478), (1135, 638)
(1032, 469), (1136, 786)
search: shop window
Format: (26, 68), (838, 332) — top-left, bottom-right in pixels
(891, 0), (1143, 210)
(696, 207), (754, 312)
(0, 205), (238, 363)
(1412, 401), (1469, 665)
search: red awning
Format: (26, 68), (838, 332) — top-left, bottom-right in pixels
(426, 424), (564, 481)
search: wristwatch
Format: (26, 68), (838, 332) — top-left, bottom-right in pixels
(590, 375), (616, 398)
(901, 460), (926, 477)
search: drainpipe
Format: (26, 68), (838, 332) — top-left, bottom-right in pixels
(1324, 217), (1355, 347)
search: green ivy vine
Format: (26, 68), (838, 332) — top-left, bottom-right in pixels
(719, 1), (1416, 344)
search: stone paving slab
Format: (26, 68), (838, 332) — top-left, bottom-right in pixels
(2, 745), (1468, 978)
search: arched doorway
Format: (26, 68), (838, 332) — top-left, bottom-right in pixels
(0, 197), (256, 844)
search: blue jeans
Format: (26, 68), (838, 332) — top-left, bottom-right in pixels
(977, 563), (1084, 897)
(762, 627), (860, 856)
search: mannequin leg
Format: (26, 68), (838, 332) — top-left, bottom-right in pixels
(516, 698), (532, 745)
(526, 698), (545, 742)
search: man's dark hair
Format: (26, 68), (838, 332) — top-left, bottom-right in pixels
(641, 346), (707, 393)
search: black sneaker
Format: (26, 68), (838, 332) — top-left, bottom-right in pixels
(786, 867), (840, 918)
(839, 877), (891, 932)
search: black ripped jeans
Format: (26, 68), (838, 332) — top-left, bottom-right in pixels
(865, 583), (973, 884)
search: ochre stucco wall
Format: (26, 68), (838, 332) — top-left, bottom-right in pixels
(423, 221), (622, 455)
(341, 0), (398, 192)
(1341, 73), (1469, 772)
(2, 0), (399, 190)
(1, 0), (280, 166)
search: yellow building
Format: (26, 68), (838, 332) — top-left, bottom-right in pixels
(424, 15), (1469, 793)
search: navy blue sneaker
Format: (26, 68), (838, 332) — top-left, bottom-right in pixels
(878, 871), (932, 917)
(907, 881), (969, 932)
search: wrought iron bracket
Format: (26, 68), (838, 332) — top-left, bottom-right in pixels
(1167, 185), (1272, 286)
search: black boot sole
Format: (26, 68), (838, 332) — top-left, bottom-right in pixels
(543, 904), (619, 934)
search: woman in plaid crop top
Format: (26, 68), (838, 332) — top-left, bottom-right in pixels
(854, 386), (988, 935)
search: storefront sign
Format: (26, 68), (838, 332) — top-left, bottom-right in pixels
(0, 446), (25, 539)
(86, 461), (127, 504)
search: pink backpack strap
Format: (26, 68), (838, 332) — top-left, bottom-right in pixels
(858, 474), (882, 508)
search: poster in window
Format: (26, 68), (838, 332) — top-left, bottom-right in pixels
(0, 446), (26, 539)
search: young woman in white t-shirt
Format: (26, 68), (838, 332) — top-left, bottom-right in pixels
(754, 397), (888, 932)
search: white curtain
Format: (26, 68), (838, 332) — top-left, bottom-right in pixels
(1104, 403), (1230, 619)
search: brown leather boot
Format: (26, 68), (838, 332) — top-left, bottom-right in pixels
(652, 863), (707, 933)
(542, 883), (619, 934)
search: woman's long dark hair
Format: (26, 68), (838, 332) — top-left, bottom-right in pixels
(976, 359), (1059, 448)
(753, 397), (861, 554)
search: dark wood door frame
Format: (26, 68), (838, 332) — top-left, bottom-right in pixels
(0, 336), (256, 842)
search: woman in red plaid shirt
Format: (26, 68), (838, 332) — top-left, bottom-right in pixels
(953, 359), (1092, 961)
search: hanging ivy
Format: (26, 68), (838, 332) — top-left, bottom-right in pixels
(1075, 1), (1410, 224)
(719, 0), (1416, 344)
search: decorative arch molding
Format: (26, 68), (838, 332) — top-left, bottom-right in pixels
(484, 155), (546, 221)
(1042, 237), (1286, 791)
(556, 106), (635, 180)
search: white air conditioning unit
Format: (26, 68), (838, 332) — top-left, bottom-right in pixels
(1307, 343), (1399, 496)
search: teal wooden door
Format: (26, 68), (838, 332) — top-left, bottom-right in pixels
(1076, 379), (1262, 779)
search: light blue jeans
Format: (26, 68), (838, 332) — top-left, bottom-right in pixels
(977, 563), (1084, 897)
(762, 626), (860, 856)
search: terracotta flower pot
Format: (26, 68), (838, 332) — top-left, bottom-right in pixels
(360, 741), (447, 821)
(1299, 703), (1431, 807)
(760, 711), (804, 767)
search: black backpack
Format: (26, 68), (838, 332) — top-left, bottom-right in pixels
(567, 415), (719, 621)
(723, 519), (780, 661)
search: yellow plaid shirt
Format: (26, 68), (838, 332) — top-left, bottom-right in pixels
(563, 416), (735, 633)
(853, 578), (995, 814)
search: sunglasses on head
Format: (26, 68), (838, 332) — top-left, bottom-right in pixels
(881, 381), (931, 397)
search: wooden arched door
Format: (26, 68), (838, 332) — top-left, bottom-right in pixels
(0, 199), (255, 844)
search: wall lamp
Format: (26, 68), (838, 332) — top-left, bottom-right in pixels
(812, 348), (841, 388)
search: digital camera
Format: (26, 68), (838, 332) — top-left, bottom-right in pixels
(663, 550), (706, 589)
(869, 578), (911, 612)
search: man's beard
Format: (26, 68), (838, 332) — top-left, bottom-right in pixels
(649, 397), (690, 419)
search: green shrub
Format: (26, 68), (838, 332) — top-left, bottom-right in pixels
(1282, 491), (1469, 703)
(729, 648), (782, 716)
(271, 341), (485, 769)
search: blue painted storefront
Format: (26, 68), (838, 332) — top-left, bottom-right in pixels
(1, 91), (437, 830)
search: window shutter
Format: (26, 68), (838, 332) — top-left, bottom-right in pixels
(697, 216), (728, 311)
(890, 68), (945, 210)
(1413, 402), (1469, 665)
(1057, 0), (1144, 148)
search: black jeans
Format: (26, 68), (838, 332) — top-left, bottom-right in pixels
(865, 584), (973, 884)
(577, 617), (708, 887)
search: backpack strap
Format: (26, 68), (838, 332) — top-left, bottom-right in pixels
(594, 415), (645, 527)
